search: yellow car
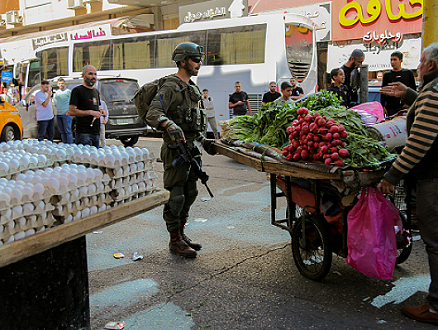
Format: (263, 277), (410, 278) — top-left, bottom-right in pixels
(0, 97), (22, 141)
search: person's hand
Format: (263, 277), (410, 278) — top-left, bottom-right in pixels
(379, 82), (407, 98)
(197, 133), (216, 155)
(48, 90), (53, 98)
(237, 101), (244, 105)
(166, 121), (185, 142)
(377, 178), (395, 194)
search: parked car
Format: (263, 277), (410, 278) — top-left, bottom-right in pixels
(17, 76), (147, 146)
(0, 96), (23, 142)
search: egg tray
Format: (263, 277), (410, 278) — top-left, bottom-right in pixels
(71, 150), (154, 169)
(50, 184), (112, 204)
(0, 213), (56, 244)
(0, 198), (54, 225)
(52, 193), (113, 215)
(0, 156), (54, 178)
(111, 181), (158, 202)
(0, 190), (52, 211)
(53, 203), (112, 225)
(109, 171), (157, 189)
(111, 184), (158, 202)
(99, 161), (154, 179)
(111, 190), (158, 207)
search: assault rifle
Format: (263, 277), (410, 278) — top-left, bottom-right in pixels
(171, 140), (214, 198)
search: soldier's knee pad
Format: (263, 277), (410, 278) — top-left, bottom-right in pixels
(168, 186), (185, 216)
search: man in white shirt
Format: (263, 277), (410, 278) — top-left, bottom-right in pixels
(35, 80), (54, 142)
(202, 89), (219, 139)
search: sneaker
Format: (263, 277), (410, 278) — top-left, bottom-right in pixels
(402, 304), (438, 325)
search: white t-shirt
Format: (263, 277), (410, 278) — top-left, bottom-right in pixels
(35, 91), (54, 121)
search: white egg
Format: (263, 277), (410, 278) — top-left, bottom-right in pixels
(25, 229), (36, 237)
(23, 203), (35, 213)
(81, 208), (90, 218)
(14, 231), (26, 240)
(65, 214), (73, 223)
(90, 206), (98, 215)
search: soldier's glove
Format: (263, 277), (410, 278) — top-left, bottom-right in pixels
(196, 133), (217, 155)
(165, 121), (185, 142)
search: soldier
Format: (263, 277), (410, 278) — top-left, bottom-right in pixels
(146, 42), (216, 258)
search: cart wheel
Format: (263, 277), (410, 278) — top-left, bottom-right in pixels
(291, 212), (332, 281)
(396, 211), (413, 265)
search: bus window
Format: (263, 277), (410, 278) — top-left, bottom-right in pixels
(206, 24), (266, 65)
(39, 47), (68, 80)
(285, 24), (313, 81)
(73, 40), (111, 71)
(113, 36), (154, 70)
(155, 32), (205, 68)
(28, 60), (41, 88)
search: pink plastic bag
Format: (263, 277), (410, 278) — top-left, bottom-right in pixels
(346, 187), (400, 280)
(350, 101), (385, 123)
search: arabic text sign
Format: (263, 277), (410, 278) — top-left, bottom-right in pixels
(32, 33), (68, 50)
(332, 0), (423, 42)
(327, 38), (422, 72)
(179, 0), (248, 23)
(70, 26), (110, 41)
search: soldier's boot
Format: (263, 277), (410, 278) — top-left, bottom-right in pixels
(180, 220), (202, 251)
(169, 229), (197, 258)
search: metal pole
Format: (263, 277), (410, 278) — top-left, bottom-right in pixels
(360, 64), (369, 104)
(423, 0), (438, 49)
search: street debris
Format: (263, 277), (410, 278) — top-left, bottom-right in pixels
(201, 197), (211, 202)
(194, 218), (208, 223)
(104, 321), (126, 329)
(132, 251), (143, 261)
(113, 253), (125, 259)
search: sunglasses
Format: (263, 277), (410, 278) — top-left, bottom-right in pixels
(189, 56), (202, 63)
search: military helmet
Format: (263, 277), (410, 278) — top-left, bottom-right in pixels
(172, 42), (205, 62)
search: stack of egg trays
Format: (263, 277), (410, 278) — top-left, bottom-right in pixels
(83, 147), (158, 206)
(0, 179), (54, 245)
(0, 148), (53, 179)
(47, 165), (113, 224)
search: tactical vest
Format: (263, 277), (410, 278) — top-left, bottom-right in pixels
(162, 76), (207, 134)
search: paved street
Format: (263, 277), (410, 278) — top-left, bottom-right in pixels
(87, 137), (434, 330)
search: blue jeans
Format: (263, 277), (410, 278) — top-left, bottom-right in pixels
(56, 115), (73, 144)
(37, 118), (55, 142)
(75, 132), (100, 147)
(417, 178), (438, 311)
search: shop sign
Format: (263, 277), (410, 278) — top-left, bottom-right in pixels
(332, 0), (423, 43)
(32, 33), (68, 50)
(327, 38), (422, 72)
(69, 26), (110, 42)
(179, 0), (248, 24)
(1, 71), (13, 84)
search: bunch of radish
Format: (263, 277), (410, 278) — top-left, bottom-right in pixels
(282, 107), (349, 166)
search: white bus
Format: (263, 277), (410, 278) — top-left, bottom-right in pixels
(34, 13), (317, 126)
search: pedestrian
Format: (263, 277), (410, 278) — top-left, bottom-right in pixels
(381, 50), (417, 117)
(99, 95), (108, 147)
(262, 81), (281, 104)
(0, 87), (11, 104)
(326, 68), (349, 107)
(377, 42), (438, 325)
(229, 81), (252, 116)
(146, 42), (216, 258)
(342, 49), (365, 107)
(35, 80), (55, 142)
(290, 76), (304, 101)
(275, 81), (294, 106)
(68, 65), (106, 147)
(53, 78), (73, 144)
(202, 89), (220, 139)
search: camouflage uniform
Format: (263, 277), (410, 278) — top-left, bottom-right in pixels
(146, 74), (206, 233)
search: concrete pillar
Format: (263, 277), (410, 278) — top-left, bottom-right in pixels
(423, 0), (438, 49)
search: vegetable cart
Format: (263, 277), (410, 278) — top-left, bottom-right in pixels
(214, 140), (412, 281)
